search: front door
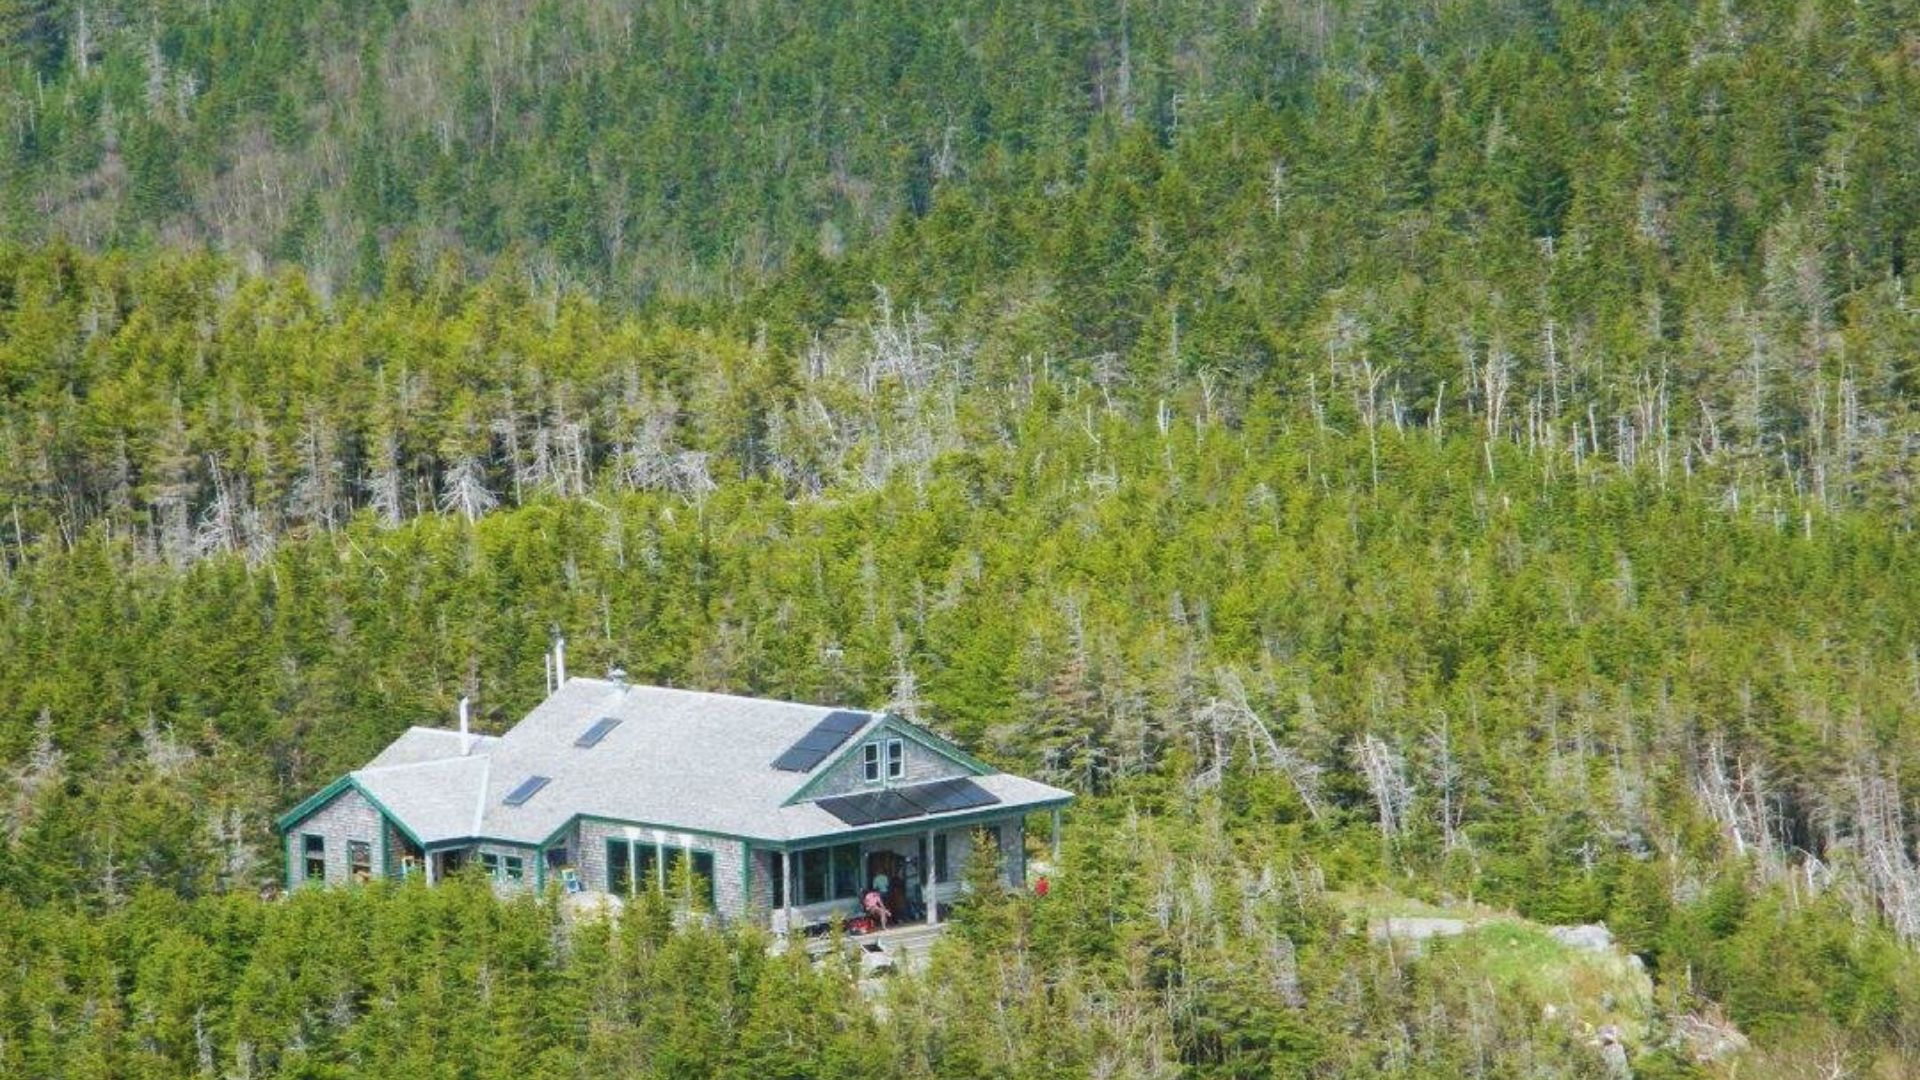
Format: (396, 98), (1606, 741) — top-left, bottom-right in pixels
(865, 850), (907, 920)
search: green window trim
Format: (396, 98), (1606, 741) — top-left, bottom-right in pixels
(606, 837), (715, 908)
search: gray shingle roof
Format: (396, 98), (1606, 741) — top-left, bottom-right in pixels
(355, 755), (492, 844)
(342, 679), (1071, 847)
(366, 727), (498, 769)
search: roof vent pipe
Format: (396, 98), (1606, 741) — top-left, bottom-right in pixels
(609, 666), (628, 690)
(458, 696), (473, 755)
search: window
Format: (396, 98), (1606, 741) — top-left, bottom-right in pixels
(886, 738), (905, 780)
(833, 844), (860, 899)
(791, 842), (865, 905)
(800, 845), (830, 903)
(666, 848), (716, 908)
(302, 835), (326, 883)
(605, 838), (660, 896)
(863, 742), (881, 782)
(607, 839), (630, 895)
(348, 840), (373, 882)
(478, 851), (526, 884)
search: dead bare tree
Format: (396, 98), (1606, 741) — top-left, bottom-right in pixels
(1426, 713), (1468, 853)
(439, 455), (498, 524)
(3, 709), (65, 842)
(194, 455), (241, 558)
(1352, 733), (1414, 848)
(1852, 764), (1920, 942)
(366, 432), (404, 528)
(1694, 736), (1782, 873)
(1190, 670), (1324, 822)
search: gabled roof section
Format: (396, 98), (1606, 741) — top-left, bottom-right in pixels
(275, 775), (354, 833)
(353, 755), (492, 845)
(782, 712), (991, 806)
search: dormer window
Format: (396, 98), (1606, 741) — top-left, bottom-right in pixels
(864, 738), (905, 783)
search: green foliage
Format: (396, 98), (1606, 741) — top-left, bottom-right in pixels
(5, 0), (1920, 1071)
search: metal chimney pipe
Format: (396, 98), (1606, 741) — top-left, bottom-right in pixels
(555, 636), (567, 687)
(458, 696), (472, 755)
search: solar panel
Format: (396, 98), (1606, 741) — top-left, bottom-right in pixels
(815, 777), (1000, 826)
(770, 710), (871, 772)
(870, 790), (922, 821)
(575, 716), (622, 748)
(502, 775), (551, 806)
(815, 793), (878, 825)
(904, 778), (967, 811)
(920, 778), (999, 813)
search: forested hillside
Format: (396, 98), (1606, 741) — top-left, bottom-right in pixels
(7, 0), (1920, 1075)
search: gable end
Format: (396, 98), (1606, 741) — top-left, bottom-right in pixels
(784, 715), (990, 806)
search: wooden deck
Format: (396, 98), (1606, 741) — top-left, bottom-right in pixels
(801, 920), (947, 976)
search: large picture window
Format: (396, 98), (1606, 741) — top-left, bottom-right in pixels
(788, 842), (864, 906)
(607, 837), (702, 899)
(666, 848), (716, 908)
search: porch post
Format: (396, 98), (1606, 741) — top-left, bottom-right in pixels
(926, 827), (939, 926)
(780, 849), (794, 936)
(1051, 807), (1062, 863)
(425, 850), (437, 885)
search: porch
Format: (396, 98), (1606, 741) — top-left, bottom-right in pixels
(759, 807), (1060, 937)
(803, 920), (947, 978)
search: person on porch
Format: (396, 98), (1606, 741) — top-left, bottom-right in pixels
(862, 886), (892, 929)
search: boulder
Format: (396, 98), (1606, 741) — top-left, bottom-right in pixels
(1369, 916), (1470, 947)
(1549, 923), (1615, 952)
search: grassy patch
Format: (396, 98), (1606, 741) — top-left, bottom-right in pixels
(1430, 920), (1654, 1039)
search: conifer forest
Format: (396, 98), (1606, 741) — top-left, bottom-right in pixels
(8, 0), (1920, 1075)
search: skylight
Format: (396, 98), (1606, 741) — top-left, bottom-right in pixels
(575, 716), (622, 748)
(502, 775), (551, 806)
